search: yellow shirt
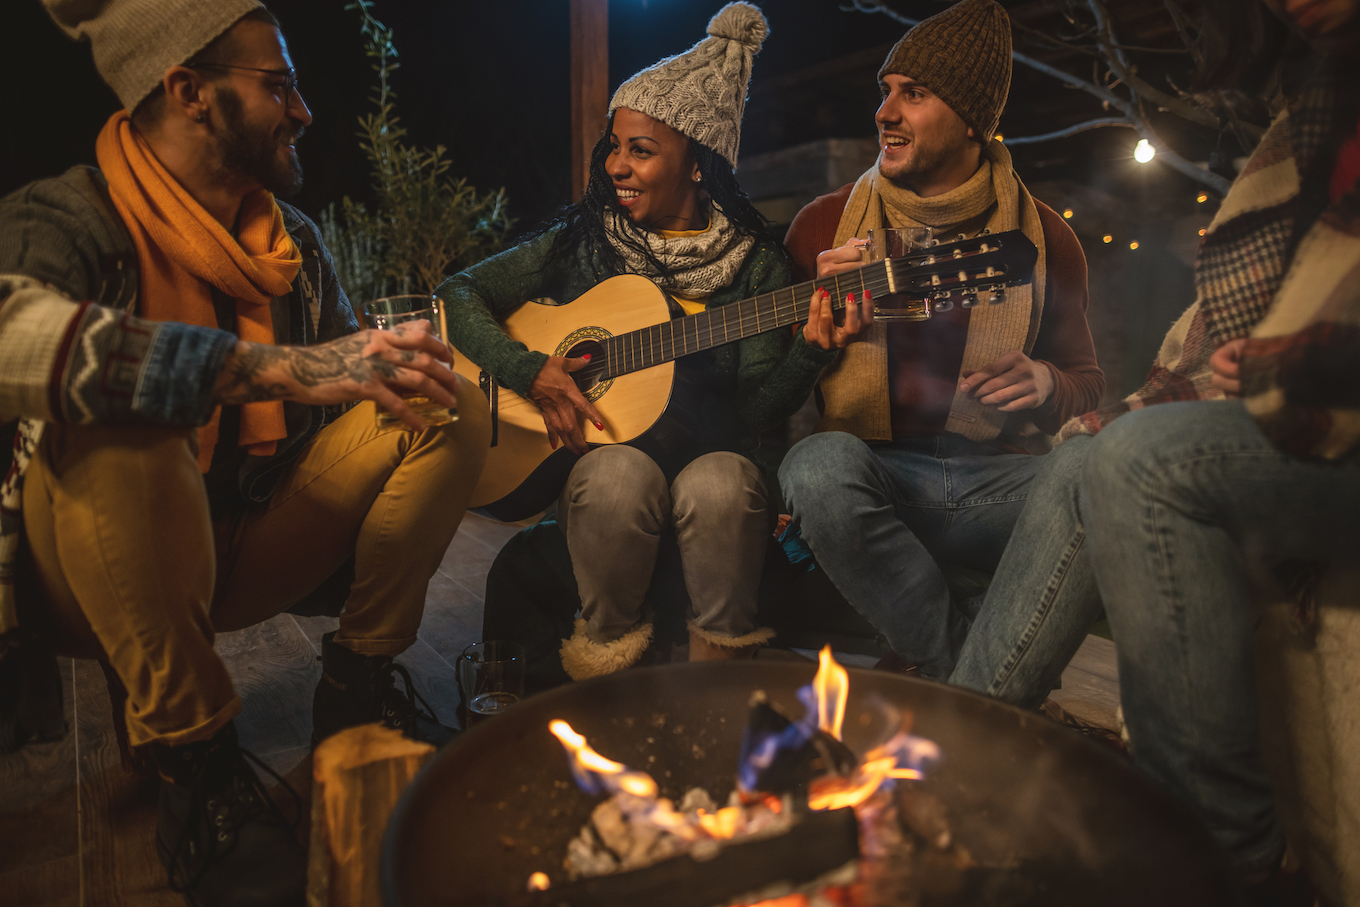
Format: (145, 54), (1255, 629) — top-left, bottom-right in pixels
(658, 224), (712, 315)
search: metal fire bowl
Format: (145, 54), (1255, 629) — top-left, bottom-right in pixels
(383, 661), (1238, 907)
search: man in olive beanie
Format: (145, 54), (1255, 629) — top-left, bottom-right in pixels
(2, 3), (492, 903)
(779, 0), (1103, 678)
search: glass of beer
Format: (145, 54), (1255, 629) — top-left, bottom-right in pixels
(457, 641), (525, 728)
(862, 226), (933, 322)
(363, 294), (459, 429)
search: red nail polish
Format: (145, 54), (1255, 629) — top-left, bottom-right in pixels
(582, 353), (592, 361)
(594, 421), (604, 430)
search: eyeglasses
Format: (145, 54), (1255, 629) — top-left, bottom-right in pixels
(188, 63), (298, 99)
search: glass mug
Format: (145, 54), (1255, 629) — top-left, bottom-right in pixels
(362, 294), (459, 429)
(457, 641), (526, 728)
(861, 226), (933, 322)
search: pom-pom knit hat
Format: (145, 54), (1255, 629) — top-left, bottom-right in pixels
(43, 0), (265, 112)
(609, 1), (768, 168)
(878, 0), (1013, 142)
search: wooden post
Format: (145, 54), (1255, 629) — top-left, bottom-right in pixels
(570, 0), (609, 201)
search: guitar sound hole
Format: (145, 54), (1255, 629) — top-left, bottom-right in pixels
(566, 338), (607, 393)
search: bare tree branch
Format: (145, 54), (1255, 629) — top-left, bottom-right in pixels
(1086, 0), (1220, 128)
(1002, 117), (1135, 145)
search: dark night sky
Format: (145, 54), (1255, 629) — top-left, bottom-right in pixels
(2, 0), (932, 232)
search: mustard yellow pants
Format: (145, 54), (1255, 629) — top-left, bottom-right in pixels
(22, 386), (490, 747)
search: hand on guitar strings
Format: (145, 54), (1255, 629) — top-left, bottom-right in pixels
(803, 287), (873, 351)
(958, 350), (1055, 412)
(529, 354), (606, 455)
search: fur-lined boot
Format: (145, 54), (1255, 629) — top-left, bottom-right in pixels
(559, 618), (653, 681)
(687, 622), (775, 661)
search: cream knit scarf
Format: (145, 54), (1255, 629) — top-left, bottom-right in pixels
(604, 205), (756, 297)
(818, 138), (1048, 442)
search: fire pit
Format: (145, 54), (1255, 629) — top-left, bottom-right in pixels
(383, 661), (1237, 906)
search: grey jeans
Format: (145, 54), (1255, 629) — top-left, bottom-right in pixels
(557, 446), (769, 644)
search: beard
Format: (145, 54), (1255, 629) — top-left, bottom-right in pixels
(879, 133), (958, 189)
(214, 85), (305, 198)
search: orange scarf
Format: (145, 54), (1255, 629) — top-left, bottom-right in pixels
(95, 111), (301, 472)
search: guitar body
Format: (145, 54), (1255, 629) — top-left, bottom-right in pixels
(451, 275), (681, 521)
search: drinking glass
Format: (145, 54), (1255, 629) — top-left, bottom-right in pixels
(863, 225), (931, 263)
(362, 294), (458, 429)
(862, 227), (934, 321)
(457, 641), (526, 727)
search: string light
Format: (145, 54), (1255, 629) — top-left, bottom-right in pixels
(1198, 228), (1207, 236)
(1134, 139), (1155, 163)
(1129, 241), (1140, 250)
(1102, 234), (1113, 244)
(1062, 208), (1073, 219)
(1196, 191), (1209, 203)
(995, 133), (1005, 142)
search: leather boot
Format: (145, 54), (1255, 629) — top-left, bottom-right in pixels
(311, 631), (457, 747)
(151, 722), (305, 907)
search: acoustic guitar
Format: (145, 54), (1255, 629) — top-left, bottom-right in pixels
(450, 230), (1038, 521)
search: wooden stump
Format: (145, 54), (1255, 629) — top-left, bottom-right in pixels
(307, 725), (434, 907)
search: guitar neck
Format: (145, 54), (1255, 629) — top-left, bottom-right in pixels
(598, 261), (891, 379)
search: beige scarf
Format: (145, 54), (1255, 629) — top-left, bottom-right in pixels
(604, 205), (755, 297)
(817, 139), (1047, 442)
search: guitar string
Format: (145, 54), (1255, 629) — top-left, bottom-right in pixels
(482, 274), (897, 418)
(474, 240), (1019, 421)
(603, 271), (898, 379)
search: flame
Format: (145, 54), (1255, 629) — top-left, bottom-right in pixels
(808, 731), (940, 810)
(527, 872), (550, 891)
(813, 645), (848, 740)
(696, 806), (743, 839)
(549, 719), (658, 799)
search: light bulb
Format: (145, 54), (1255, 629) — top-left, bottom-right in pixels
(1134, 139), (1155, 163)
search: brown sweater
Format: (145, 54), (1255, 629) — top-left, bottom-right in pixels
(784, 183), (1104, 441)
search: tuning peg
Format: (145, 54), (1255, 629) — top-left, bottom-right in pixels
(933, 293), (954, 313)
(960, 291), (979, 308)
(988, 287), (1006, 305)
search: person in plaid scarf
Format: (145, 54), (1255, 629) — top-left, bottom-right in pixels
(950, 0), (1360, 896)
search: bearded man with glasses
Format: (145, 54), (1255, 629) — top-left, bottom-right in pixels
(0, 3), (490, 903)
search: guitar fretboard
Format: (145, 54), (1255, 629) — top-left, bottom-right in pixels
(599, 262), (894, 379)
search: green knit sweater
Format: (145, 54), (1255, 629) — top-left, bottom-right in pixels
(437, 226), (836, 472)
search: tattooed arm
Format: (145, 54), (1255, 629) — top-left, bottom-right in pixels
(213, 323), (458, 431)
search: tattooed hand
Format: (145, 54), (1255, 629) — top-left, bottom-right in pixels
(212, 322), (459, 431)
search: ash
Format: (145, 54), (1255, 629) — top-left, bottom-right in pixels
(564, 787), (792, 879)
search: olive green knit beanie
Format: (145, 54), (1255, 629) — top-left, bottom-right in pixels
(43, 0), (265, 112)
(609, 1), (768, 168)
(878, 0), (1013, 142)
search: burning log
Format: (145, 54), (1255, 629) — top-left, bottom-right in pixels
(508, 807), (860, 907)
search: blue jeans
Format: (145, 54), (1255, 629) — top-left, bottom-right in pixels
(949, 434), (1102, 708)
(778, 431), (1043, 677)
(956, 400), (1360, 872)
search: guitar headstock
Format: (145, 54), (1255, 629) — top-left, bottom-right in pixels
(884, 230), (1038, 311)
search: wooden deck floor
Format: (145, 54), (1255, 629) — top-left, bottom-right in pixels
(0, 513), (1121, 904)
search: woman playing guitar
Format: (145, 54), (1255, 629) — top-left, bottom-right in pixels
(440, 2), (869, 679)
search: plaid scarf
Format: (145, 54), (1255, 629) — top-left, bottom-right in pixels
(1058, 69), (1352, 446)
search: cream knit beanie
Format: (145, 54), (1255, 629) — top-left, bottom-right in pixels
(608, 1), (768, 168)
(43, 0), (265, 112)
